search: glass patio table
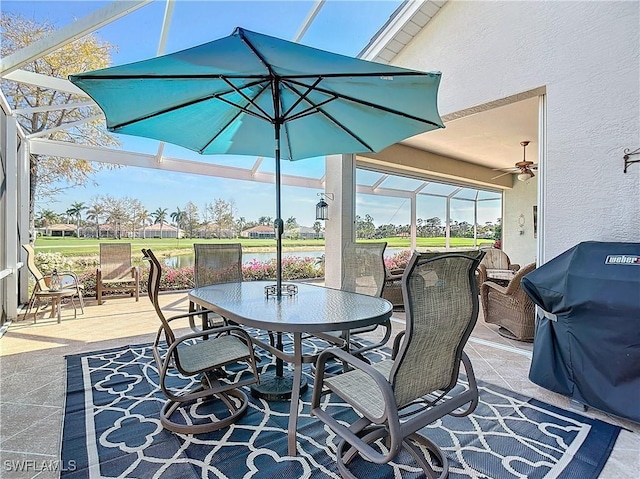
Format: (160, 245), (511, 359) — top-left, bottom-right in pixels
(188, 280), (393, 455)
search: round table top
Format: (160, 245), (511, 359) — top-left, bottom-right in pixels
(34, 288), (77, 297)
(189, 281), (393, 333)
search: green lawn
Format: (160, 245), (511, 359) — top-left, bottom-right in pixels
(34, 236), (493, 257)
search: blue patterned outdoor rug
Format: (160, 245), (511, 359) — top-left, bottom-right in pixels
(61, 339), (620, 479)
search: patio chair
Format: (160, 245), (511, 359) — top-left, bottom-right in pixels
(313, 242), (390, 363)
(311, 251), (483, 479)
(96, 243), (139, 305)
(476, 247), (520, 289)
(339, 242), (391, 354)
(22, 244), (84, 322)
(142, 248), (259, 434)
(481, 262), (537, 341)
(189, 243), (243, 329)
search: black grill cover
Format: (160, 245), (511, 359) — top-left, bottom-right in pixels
(522, 241), (640, 422)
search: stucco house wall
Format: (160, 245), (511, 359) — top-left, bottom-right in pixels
(392, 1), (639, 262)
(503, 177), (538, 266)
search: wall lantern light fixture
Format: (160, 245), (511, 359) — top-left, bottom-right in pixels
(315, 193), (333, 220)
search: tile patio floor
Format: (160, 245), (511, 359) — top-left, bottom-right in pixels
(0, 290), (638, 478)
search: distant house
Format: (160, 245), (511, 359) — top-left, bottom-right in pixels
(193, 223), (235, 239)
(284, 225), (324, 239)
(38, 223), (76, 237)
(241, 225), (275, 239)
(141, 223), (183, 239)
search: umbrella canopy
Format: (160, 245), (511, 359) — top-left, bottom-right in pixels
(70, 27), (444, 294)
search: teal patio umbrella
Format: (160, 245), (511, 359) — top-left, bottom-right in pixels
(69, 27), (444, 296)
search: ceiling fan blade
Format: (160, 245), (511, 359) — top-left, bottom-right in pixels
(491, 171), (513, 180)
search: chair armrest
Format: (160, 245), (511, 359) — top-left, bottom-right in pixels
(391, 330), (405, 359)
(131, 266), (139, 278)
(313, 347), (396, 423)
(509, 264), (520, 271)
(166, 310), (215, 324)
(386, 269), (404, 279)
(476, 264), (488, 286)
(168, 324), (254, 352)
(481, 281), (508, 296)
(58, 271), (82, 288)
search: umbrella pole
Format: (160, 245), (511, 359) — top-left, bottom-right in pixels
(274, 123), (283, 297)
(274, 124), (284, 379)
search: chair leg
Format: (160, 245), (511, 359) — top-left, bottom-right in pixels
(23, 290), (37, 322)
(336, 427), (448, 479)
(77, 289), (85, 314)
(159, 388), (249, 435)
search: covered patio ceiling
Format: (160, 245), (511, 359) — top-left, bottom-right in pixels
(0, 0), (537, 195)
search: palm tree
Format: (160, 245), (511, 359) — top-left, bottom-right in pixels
(236, 216), (246, 237)
(152, 208), (168, 238)
(67, 201), (86, 238)
(313, 221), (322, 239)
(137, 209), (150, 239)
(170, 207), (186, 236)
(86, 204), (105, 239)
(36, 209), (59, 228)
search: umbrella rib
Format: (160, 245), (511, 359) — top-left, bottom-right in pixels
(107, 78), (271, 130)
(199, 81), (275, 152)
(198, 105), (246, 154)
(72, 73), (272, 80)
(281, 71), (437, 79)
(220, 78), (273, 122)
(286, 78), (441, 128)
(280, 81), (375, 151)
(281, 77), (324, 120)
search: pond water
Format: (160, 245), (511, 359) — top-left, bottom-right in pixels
(164, 247), (406, 268)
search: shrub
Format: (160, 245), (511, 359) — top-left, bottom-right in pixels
(35, 252), (75, 274)
(384, 250), (411, 271)
(74, 257), (324, 296)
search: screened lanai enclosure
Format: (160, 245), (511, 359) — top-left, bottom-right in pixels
(0, 0), (539, 324)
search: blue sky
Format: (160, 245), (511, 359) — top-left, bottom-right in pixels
(3, 0), (501, 226)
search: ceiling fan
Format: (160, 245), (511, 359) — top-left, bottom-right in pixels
(492, 141), (538, 181)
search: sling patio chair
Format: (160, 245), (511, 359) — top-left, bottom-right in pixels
(311, 251), (484, 479)
(311, 242), (391, 375)
(481, 262), (537, 341)
(338, 242), (392, 354)
(22, 243), (84, 323)
(96, 243), (140, 305)
(142, 248), (259, 434)
(189, 243), (243, 330)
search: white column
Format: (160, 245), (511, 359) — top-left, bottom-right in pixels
(445, 196), (451, 249)
(536, 94), (547, 266)
(324, 154), (355, 289)
(473, 191), (479, 247)
(4, 115), (19, 319)
(18, 138), (30, 303)
(410, 193), (417, 251)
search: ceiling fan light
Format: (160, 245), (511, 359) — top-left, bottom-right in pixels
(518, 171), (533, 181)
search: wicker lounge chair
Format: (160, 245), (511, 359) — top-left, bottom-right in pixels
(96, 243), (139, 304)
(142, 248), (259, 434)
(476, 247), (520, 289)
(22, 244), (84, 322)
(481, 262), (537, 341)
(311, 251), (483, 479)
(381, 268), (404, 310)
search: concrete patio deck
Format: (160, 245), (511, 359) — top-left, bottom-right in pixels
(1, 290), (638, 478)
